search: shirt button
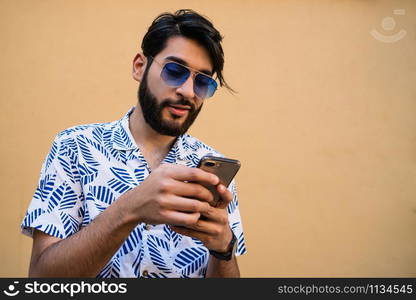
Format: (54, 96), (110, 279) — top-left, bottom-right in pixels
(145, 224), (151, 230)
(142, 270), (149, 277)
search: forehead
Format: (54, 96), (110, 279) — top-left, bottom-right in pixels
(155, 36), (213, 74)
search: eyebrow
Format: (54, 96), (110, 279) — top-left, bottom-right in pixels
(164, 56), (213, 76)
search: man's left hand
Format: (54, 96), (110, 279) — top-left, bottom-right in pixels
(170, 183), (233, 253)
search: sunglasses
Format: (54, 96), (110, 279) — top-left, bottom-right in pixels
(150, 57), (218, 99)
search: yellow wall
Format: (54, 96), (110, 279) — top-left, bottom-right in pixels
(1, 0), (415, 277)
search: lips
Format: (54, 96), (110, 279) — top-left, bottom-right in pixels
(167, 104), (191, 117)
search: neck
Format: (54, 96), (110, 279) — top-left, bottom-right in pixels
(128, 104), (177, 161)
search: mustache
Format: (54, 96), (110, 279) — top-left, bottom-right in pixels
(160, 98), (196, 112)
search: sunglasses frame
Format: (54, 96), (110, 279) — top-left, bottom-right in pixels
(149, 56), (218, 99)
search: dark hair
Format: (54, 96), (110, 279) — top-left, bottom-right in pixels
(141, 9), (233, 91)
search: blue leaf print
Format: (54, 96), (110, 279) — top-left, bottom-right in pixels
(231, 221), (240, 232)
(88, 186), (115, 205)
(59, 184), (78, 210)
(86, 192), (107, 212)
(98, 257), (121, 278)
(189, 154), (201, 168)
(107, 147), (127, 164)
(146, 272), (168, 278)
(173, 247), (208, 277)
(95, 203), (107, 212)
(102, 127), (113, 149)
(60, 137), (78, 160)
(76, 135), (100, 167)
(117, 152), (127, 165)
(57, 156), (79, 184)
(147, 235), (172, 273)
(45, 140), (58, 171)
(227, 183), (238, 214)
(230, 221), (247, 255)
(113, 124), (134, 149)
(227, 198), (237, 214)
(119, 227), (142, 256)
(35, 174), (56, 201)
(22, 208), (45, 227)
(185, 160), (195, 168)
(80, 203), (91, 227)
(189, 140), (199, 152)
(132, 248), (144, 277)
(136, 151), (146, 163)
(163, 224), (171, 240)
(237, 232), (247, 255)
(85, 135), (111, 161)
(163, 225), (182, 248)
(48, 184), (65, 212)
(163, 150), (176, 164)
(79, 163), (98, 185)
(44, 224), (63, 238)
(134, 167), (146, 183)
(61, 138), (80, 181)
(92, 126), (104, 144)
(77, 205), (84, 220)
(59, 211), (80, 236)
(107, 178), (131, 194)
(191, 237), (204, 246)
(33, 187), (42, 201)
(109, 167), (136, 186)
(125, 150), (138, 162)
(58, 124), (94, 138)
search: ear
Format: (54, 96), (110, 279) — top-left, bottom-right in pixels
(132, 53), (147, 82)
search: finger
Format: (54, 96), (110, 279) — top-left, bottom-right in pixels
(163, 195), (211, 213)
(161, 164), (219, 186)
(200, 206), (229, 225)
(161, 211), (201, 227)
(185, 218), (221, 235)
(170, 225), (207, 241)
(214, 184), (233, 209)
(170, 181), (215, 205)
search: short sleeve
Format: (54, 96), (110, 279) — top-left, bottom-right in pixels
(21, 133), (84, 239)
(226, 179), (247, 256)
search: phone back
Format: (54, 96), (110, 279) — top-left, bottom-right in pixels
(197, 156), (241, 206)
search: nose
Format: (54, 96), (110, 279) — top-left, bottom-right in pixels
(175, 74), (196, 100)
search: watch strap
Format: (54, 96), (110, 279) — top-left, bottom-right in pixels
(209, 230), (237, 261)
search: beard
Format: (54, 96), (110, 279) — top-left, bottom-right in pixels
(138, 72), (203, 137)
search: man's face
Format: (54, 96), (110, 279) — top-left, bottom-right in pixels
(137, 36), (214, 137)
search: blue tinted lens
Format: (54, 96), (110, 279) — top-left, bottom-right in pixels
(161, 62), (189, 87)
(195, 74), (218, 99)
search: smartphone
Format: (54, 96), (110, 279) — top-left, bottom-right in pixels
(197, 155), (241, 207)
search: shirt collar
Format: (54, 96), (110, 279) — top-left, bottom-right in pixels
(111, 107), (138, 151)
(111, 107), (194, 161)
(170, 134), (195, 161)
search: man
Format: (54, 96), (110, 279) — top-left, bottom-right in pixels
(21, 9), (246, 278)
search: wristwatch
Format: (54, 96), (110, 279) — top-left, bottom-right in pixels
(209, 230), (237, 261)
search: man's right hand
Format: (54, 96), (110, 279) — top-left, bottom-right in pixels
(28, 164), (219, 277)
(122, 163), (220, 227)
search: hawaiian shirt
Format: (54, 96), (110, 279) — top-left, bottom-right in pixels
(21, 107), (247, 278)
